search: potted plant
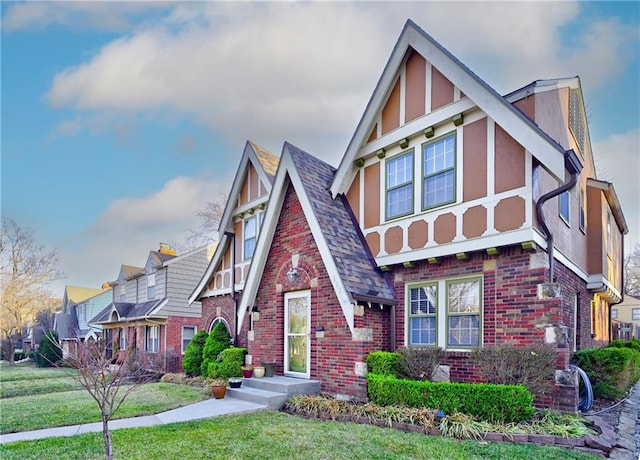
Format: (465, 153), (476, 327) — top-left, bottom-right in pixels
(229, 377), (243, 388)
(209, 378), (227, 399)
(241, 364), (254, 378)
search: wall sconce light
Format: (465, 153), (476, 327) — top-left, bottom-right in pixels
(286, 267), (299, 283)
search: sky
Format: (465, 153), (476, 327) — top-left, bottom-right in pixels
(1, 1), (639, 297)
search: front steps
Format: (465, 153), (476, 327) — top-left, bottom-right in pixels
(226, 376), (321, 410)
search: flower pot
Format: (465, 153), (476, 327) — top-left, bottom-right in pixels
(253, 366), (265, 378)
(229, 378), (242, 388)
(262, 361), (275, 377)
(211, 385), (226, 399)
(241, 366), (254, 378)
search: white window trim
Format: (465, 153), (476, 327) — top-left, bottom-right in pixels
(406, 275), (482, 350)
(145, 325), (160, 353)
(181, 325), (197, 354)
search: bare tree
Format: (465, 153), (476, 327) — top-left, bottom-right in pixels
(624, 243), (640, 297)
(0, 218), (63, 364)
(66, 339), (159, 460)
(177, 194), (227, 252)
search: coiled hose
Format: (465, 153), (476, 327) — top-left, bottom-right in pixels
(569, 364), (594, 412)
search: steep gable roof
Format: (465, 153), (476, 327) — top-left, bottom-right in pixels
(238, 142), (396, 333)
(65, 285), (106, 304)
(189, 140), (279, 303)
(330, 19), (568, 197)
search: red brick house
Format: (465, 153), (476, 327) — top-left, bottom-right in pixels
(192, 20), (628, 411)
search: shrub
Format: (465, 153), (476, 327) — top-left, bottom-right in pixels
(207, 347), (246, 379)
(36, 331), (62, 367)
(397, 346), (446, 381)
(365, 351), (404, 377)
(608, 339), (640, 353)
(366, 373), (534, 423)
(13, 351), (25, 361)
(201, 322), (232, 377)
(573, 347), (640, 399)
(470, 344), (556, 395)
(182, 330), (208, 376)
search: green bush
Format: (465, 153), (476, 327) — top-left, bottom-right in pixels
(182, 330), (208, 376)
(13, 351), (25, 361)
(200, 322), (232, 377)
(397, 346), (446, 381)
(470, 343), (556, 395)
(207, 347), (246, 379)
(366, 373), (534, 423)
(573, 347), (640, 399)
(36, 331), (62, 367)
(608, 339), (640, 353)
(365, 351), (404, 377)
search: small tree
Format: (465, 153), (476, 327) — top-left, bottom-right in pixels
(182, 330), (208, 376)
(66, 340), (158, 460)
(201, 322), (231, 377)
(36, 330), (62, 367)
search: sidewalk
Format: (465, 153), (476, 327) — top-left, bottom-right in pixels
(0, 397), (267, 444)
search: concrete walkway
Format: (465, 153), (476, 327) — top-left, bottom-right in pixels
(0, 397), (267, 444)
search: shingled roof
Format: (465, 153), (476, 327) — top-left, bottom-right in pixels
(89, 298), (168, 325)
(286, 142), (396, 304)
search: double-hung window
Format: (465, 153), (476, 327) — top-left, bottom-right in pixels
(119, 327), (127, 350)
(182, 326), (196, 354)
(423, 134), (455, 209)
(147, 273), (156, 300)
(145, 325), (159, 353)
(386, 150), (414, 219)
(407, 277), (482, 348)
(244, 215), (258, 260)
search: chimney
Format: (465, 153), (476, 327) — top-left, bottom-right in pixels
(159, 243), (176, 256)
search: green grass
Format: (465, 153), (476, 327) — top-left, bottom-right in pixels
(0, 362), (73, 382)
(0, 411), (600, 460)
(0, 382), (208, 433)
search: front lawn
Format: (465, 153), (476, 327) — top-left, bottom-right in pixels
(0, 411), (600, 460)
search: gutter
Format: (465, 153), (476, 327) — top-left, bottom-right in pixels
(535, 149), (583, 283)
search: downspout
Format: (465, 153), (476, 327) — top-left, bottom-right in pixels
(608, 237), (625, 343)
(224, 231), (237, 346)
(535, 149), (583, 283)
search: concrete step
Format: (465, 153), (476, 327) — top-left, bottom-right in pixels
(242, 375), (322, 396)
(226, 386), (288, 410)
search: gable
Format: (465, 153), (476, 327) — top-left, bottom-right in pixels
(331, 19), (567, 198)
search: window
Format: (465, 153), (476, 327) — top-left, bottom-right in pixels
(244, 215), (258, 260)
(119, 327), (127, 350)
(579, 187), (586, 232)
(633, 309), (640, 321)
(182, 326), (196, 354)
(423, 134), (455, 209)
(559, 191), (570, 224)
(407, 276), (482, 349)
(409, 284), (437, 346)
(386, 150), (414, 219)
(611, 309), (618, 320)
(145, 325), (159, 352)
(147, 273), (156, 300)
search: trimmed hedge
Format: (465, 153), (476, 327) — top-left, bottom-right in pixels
(608, 339), (640, 354)
(182, 330), (208, 376)
(573, 346), (640, 399)
(207, 347), (247, 379)
(366, 373), (534, 423)
(201, 322), (232, 377)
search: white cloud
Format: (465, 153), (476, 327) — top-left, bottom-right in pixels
(43, 2), (637, 163)
(593, 128), (640, 251)
(51, 173), (231, 294)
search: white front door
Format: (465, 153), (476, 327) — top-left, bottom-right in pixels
(284, 290), (310, 378)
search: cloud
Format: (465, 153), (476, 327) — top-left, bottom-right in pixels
(51, 173), (231, 294)
(43, 2), (637, 164)
(1, 1), (171, 33)
(593, 128), (640, 251)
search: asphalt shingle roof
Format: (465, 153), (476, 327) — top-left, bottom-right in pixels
(89, 299), (167, 324)
(286, 142), (396, 304)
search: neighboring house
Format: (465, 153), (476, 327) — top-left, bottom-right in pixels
(612, 295), (640, 340)
(54, 286), (112, 358)
(90, 244), (214, 372)
(192, 20), (628, 412)
(189, 141), (279, 335)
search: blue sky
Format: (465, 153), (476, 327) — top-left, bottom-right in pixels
(2, 1), (638, 296)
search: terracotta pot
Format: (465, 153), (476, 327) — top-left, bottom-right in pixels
(211, 385), (227, 399)
(253, 366), (265, 378)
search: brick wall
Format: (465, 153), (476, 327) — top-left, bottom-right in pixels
(250, 183), (388, 399)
